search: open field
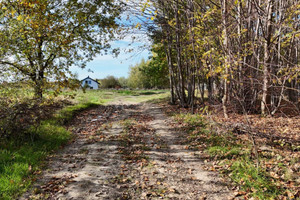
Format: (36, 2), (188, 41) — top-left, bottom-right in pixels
(69, 89), (169, 105)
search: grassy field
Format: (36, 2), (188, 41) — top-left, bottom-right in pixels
(68, 89), (169, 105)
(0, 89), (169, 200)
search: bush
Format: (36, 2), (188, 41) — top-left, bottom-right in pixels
(118, 77), (128, 88)
(100, 76), (120, 89)
(0, 98), (63, 140)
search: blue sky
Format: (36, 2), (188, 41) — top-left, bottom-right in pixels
(70, 39), (151, 80)
(70, 0), (155, 80)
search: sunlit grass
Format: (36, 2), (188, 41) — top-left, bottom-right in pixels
(67, 89), (169, 105)
(0, 121), (71, 199)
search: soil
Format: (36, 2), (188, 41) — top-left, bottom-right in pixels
(20, 101), (235, 200)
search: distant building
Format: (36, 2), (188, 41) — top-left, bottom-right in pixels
(81, 76), (99, 89)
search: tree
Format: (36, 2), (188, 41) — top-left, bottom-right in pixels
(149, 0), (299, 115)
(140, 44), (169, 89)
(0, 0), (121, 99)
(127, 56), (169, 89)
(220, 0), (230, 118)
(100, 75), (120, 89)
(118, 77), (128, 88)
(127, 59), (150, 89)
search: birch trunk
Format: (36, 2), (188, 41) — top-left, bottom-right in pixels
(221, 0), (229, 119)
(261, 0), (273, 116)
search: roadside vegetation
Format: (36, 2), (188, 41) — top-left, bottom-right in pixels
(161, 104), (299, 199)
(0, 86), (168, 200)
(0, 84), (97, 199)
(0, 100), (88, 199)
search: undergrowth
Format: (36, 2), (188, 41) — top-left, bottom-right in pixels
(174, 113), (297, 199)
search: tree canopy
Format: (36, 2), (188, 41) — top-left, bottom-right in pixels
(0, 0), (122, 98)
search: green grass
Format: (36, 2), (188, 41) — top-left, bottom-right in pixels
(52, 102), (99, 125)
(228, 158), (280, 199)
(0, 101), (99, 199)
(116, 90), (138, 95)
(175, 113), (283, 199)
(0, 123), (71, 199)
(69, 89), (169, 105)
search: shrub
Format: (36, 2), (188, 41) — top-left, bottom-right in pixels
(100, 76), (120, 89)
(0, 98), (63, 140)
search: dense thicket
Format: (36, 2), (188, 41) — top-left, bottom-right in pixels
(148, 0), (300, 116)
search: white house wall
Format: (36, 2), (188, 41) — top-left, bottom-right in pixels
(81, 78), (99, 89)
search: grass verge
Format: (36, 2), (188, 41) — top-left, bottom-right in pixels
(0, 102), (98, 200)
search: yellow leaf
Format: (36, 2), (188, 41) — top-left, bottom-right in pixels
(11, 10), (16, 16)
(135, 23), (141, 29)
(17, 15), (22, 21)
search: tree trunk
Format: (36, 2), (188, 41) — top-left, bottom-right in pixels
(261, 0), (273, 116)
(34, 71), (44, 99)
(207, 77), (213, 102)
(221, 0), (229, 119)
(175, 0), (187, 107)
(187, 0), (197, 111)
(165, 38), (176, 104)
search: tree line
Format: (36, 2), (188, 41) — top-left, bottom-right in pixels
(146, 0), (300, 116)
(99, 57), (169, 89)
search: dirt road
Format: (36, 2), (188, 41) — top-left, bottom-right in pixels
(21, 102), (234, 200)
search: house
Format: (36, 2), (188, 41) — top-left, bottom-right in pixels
(81, 76), (100, 89)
